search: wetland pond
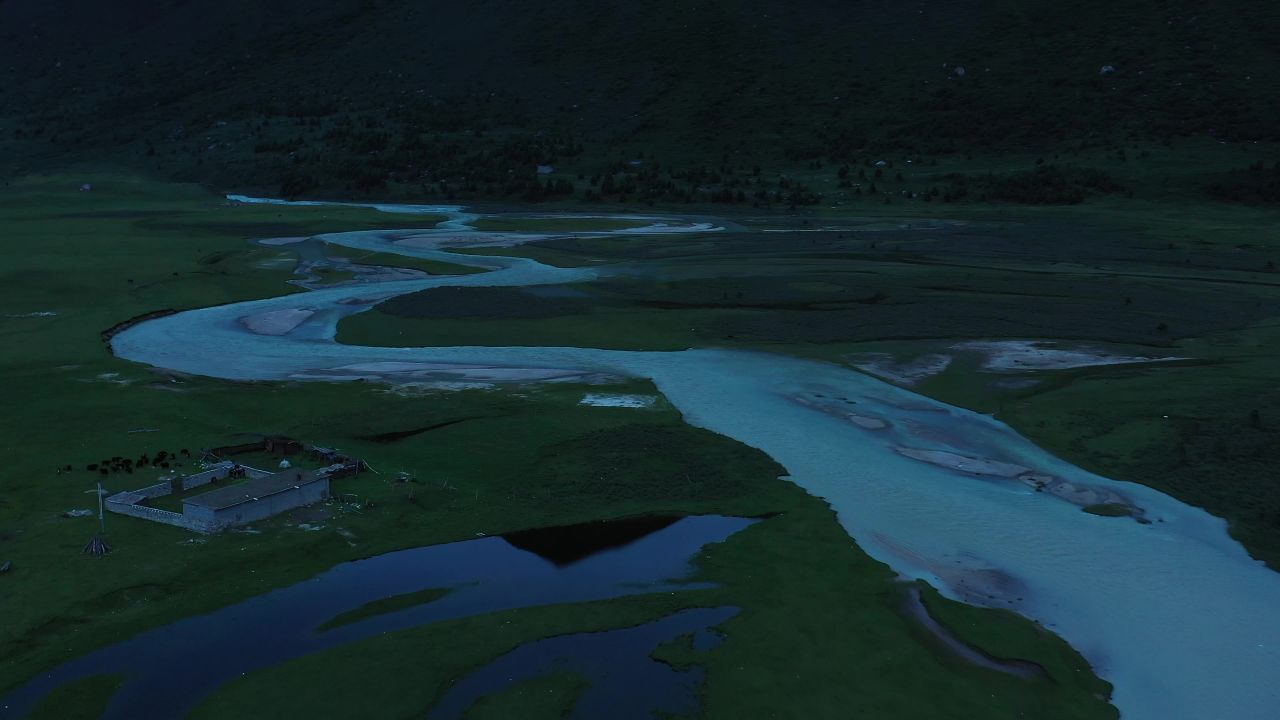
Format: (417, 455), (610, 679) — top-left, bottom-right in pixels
(0, 515), (754, 719)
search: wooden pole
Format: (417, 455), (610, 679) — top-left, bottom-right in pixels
(97, 482), (106, 534)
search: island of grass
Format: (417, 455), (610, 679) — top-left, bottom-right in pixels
(308, 266), (357, 286)
(322, 243), (485, 276)
(468, 216), (652, 233)
(26, 674), (124, 720)
(317, 588), (453, 632)
(460, 671), (590, 720)
(1083, 503), (1134, 518)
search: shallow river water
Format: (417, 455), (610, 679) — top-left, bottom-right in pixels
(90, 198), (1280, 718)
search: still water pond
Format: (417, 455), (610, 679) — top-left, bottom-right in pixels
(1, 515), (753, 719)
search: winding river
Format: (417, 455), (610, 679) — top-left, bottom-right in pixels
(107, 197), (1280, 720)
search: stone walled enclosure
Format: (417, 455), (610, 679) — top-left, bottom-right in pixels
(105, 461), (271, 533)
(105, 458), (355, 534)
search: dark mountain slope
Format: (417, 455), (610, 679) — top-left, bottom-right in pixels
(2, 0), (1277, 201)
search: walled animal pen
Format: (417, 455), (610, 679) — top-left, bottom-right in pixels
(105, 439), (367, 533)
(105, 461), (267, 533)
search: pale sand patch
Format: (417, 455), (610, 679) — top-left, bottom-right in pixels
(84, 372), (134, 386)
(323, 361), (598, 383)
(896, 448), (1140, 514)
(847, 414), (888, 430)
(394, 232), (556, 250)
(895, 447), (1030, 477)
(790, 393), (890, 430)
(379, 381), (498, 395)
(345, 265), (426, 282)
(337, 295), (394, 306)
(614, 221), (720, 234)
(1019, 473), (1134, 510)
(580, 393), (658, 408)
(845, 352), (953, 385)
(253, 255), (298, 270)
(952, 340), (1185, 372)
(871, 532), (1026, 608)
(239, 308), (315, 335)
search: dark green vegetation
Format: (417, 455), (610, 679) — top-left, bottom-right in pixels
(346, 214), (1280, 349)
(348, 236), (1274, 347)
(461, 672), (590, 720)
(377, 286), (595, 322)
(1207, 161), (1280, 205)
(343, 205), (1280, 568)
(322, 243), (485, 277)
(2, 1), (1277, 206)
(973, 166), (1125, 205)
(316, 587), (452, 632)
(1082, 503), (1135, 518)
(27, 675), (123, 720)
(470, 217), (649, 233)
(0, 177), (1117, 717)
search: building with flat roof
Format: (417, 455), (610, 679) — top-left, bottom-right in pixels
(182, 469), (330, 532)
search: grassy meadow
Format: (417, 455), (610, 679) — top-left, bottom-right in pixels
(0, 176), (1119, 717)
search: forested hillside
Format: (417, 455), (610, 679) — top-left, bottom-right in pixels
(3, 0), (1277, 202)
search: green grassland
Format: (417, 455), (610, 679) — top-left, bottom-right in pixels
(461, 671), (590, 720)
(26, 675), (123, 720)
(0, 176), (1118, 717)
(998, 324), (1280, 567)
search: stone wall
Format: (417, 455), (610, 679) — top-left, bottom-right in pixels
(105, 461), (328, 534)
(130, 482), (172, 500)
(104, 461), (243, 534)
(105, 498), (192, 530)
(177, 462), (242, 491)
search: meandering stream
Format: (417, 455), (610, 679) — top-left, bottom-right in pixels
(104, 197), (1280, 719)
